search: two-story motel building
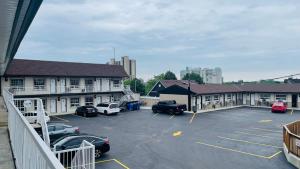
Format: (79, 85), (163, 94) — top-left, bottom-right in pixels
(1, 59), (128, 115)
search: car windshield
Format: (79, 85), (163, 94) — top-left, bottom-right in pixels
(109, 104), (118, 108)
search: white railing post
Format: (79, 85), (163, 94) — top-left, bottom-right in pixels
(2, 89), (64, 169)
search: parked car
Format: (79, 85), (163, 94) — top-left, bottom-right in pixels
(75, 106), (98, 117)
(22, 111), (50, 124)
(272, 101), (288, 113)
(51, 134), (110, 159)
(152, 100), (187, 115)
(96, 103), (120, 115)
(48, 123), (80, 143)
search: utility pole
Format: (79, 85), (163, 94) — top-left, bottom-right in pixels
(188, 73), (191, 111)
(113, 47), (116, 60)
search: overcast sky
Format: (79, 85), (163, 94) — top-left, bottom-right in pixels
(16, 0), (300, 81)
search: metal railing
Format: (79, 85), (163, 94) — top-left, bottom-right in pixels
(283, 121), (300, 157)
(53, 140), (95, 169)
(3, 89), (64, 169)
(6, 84), (124, 96)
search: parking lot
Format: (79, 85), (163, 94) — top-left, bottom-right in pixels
(51, 107), (298, 169)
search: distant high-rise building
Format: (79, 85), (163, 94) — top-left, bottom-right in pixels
(109, 56), (136, 79)
(180, 67), (223, 84)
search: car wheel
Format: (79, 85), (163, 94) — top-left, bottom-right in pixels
(95, 149), (102, 158)
(169, 109), (175, 115)
(152, 109), (157, 113)
(104, 110), (108, 115)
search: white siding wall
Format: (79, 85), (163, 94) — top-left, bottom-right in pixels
(2, 77), (124, 95)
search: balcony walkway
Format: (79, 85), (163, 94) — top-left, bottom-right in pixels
(0, 97), (15, 169)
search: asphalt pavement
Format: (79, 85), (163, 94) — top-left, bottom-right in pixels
(51, 107), (298, 169)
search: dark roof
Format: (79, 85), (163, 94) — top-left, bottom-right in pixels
(238, 83), (300, 93)
(158, 80), (300, 95)
(160, 80), (196, 88)
(5, 59), (128, 77)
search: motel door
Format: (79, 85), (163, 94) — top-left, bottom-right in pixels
(60, 78), (66, 93)
(96, 96), (102, 105)
(96, 78), (101, 92)
(50, 79), (56, 94)
(243, 94), (247, 105)
(102, 78), (110, 91)
(50, 99), (56, 113)
(250, 94), (255, 106)
(61, 98), (67, 113)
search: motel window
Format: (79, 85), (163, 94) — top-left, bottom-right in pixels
(70, 98), (80, 107)
(112, 80), (121, 88)
(214, 95), (219, 101)
(34, 78), (46, 90)
(275, 94), (287, 101)
(260, 93), (271, 100)
(85, 97), (94, 106)
(14, 100), (25, 112)
(205, 96), (211, 102)
(33, 99), (47, 110)
(70, 78), (80, 88)
(227, 94), (232, 100)
(10, 78), (24, 90)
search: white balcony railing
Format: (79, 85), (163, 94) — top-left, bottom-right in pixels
(2, 89), (64, 169)
(6, 84), (124, 96)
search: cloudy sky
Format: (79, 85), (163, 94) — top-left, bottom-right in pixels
(16, 0), (300, 81)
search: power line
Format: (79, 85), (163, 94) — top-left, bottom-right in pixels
(263, 73), (300, 81)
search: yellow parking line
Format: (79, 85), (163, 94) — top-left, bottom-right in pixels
(217, 136), (283, 149)
(95, 159), (115, 164)
(189, 113), (196, 124)
(95, 159), (130, 169)
(267, 151), (282, 159)
(114, 159), (130, 169)
(236, 131), (278, 139)
(259, 119), (272, 123)
(251, 127), (282, 133)
(169, 115), (175, 119)
(52, 116), (69, 122)
(196, 141), (269, 159)
(152, 113), (159, 118)
(241, 129), (281, 135)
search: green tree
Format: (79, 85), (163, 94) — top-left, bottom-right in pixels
(164, 71), (177, 80)
(145, 73), (165, 95)
(129, 78), (145, 95)
(182, 73), (203, 84)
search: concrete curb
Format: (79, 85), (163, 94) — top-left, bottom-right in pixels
(283, 143), (300, 168)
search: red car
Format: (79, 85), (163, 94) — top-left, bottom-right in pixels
(271, 101), (288, 113)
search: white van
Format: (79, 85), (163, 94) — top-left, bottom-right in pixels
(96, 103), (120, 115)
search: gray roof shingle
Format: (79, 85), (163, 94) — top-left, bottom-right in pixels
(159, 80), (300, 94)
(5, 59), (128, 78)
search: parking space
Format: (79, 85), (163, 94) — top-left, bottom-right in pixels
(51, 108), (298, 169)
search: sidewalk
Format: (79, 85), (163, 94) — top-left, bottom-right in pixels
(0, 97), (15, 169)
(0, 127), (15, 169)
